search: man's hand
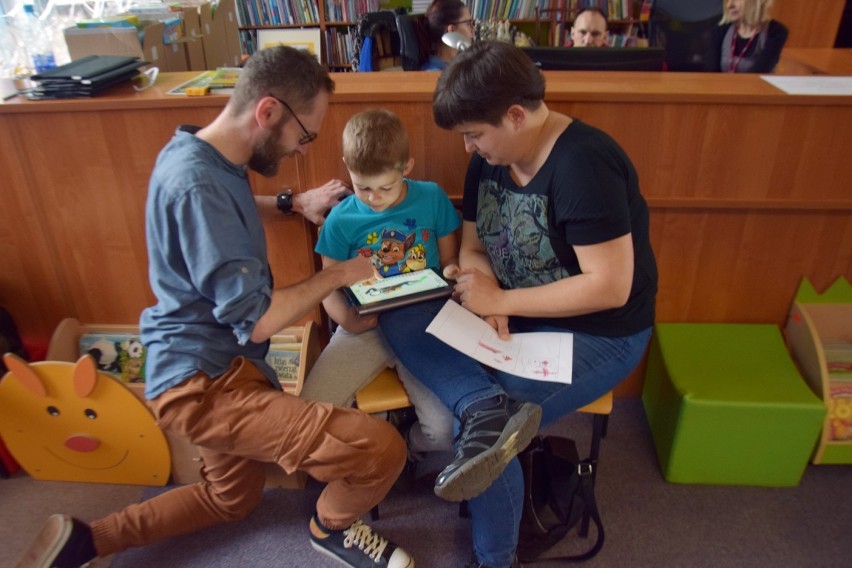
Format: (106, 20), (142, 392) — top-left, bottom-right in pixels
(328, 255), (375, 287)
(292, 179), (352, 225)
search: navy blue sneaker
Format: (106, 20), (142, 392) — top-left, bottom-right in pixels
(435, 397), (541, 502)
(309, 516), (413, 567)
(18, 514), (96, 568)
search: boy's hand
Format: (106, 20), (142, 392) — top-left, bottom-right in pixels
(340, 312), (379, 334)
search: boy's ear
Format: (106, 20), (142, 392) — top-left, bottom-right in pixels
(402, 157), (415, 176)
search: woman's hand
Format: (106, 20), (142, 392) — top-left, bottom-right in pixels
(453, 268), (506, 316)
(483, 315), (511, 340)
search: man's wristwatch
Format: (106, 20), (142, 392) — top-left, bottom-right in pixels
(276, 189), (294, 215)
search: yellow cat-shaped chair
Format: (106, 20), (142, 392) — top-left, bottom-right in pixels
(0, 353), (170, 486)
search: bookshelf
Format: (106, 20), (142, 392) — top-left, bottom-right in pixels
(235, 1), (651, 69)
(236, 0), (383, 69)
(469, 0), (652, 47)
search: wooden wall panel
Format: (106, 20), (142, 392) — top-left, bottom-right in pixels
(774, 0), (845, 48)
(0, 116), (70, 340)
(0, 103), (317, 340)
(651, 209), (852, 325)
(1, 70), (850, 368)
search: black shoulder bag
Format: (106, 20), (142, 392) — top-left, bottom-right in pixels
(517, 435), (605, 563)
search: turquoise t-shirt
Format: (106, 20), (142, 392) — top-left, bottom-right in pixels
(317, 178), (459, 277)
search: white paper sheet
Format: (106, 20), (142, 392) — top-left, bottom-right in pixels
(761, 75), (852, 96)
(426, 300), (573, 384)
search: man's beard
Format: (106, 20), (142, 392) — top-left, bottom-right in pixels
(248, 120), (292, 177)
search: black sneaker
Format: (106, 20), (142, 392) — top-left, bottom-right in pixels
(18, 514), (97, 568)
(434, 397), (541, 502)
(309, 516), (414, 567)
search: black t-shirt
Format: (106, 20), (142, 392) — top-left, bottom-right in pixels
(461, 119), (657, 336)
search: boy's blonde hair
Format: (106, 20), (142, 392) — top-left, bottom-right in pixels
(342, 109), (410, 176)
(721, 0), (775, 27)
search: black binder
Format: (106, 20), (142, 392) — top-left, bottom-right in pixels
(27, 55), (148, 99)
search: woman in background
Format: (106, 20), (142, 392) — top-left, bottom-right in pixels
(707, 0), (788, 73)
(420, 0), (476, 71)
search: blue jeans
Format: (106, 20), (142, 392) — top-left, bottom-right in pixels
(380, 299), (652, 568)
(379, 299), (506, 418)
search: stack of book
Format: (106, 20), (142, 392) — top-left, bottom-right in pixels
(27, 55), (148, 100)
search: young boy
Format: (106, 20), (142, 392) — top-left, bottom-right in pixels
(299, 108), (458, 457)
(301, 109), (542, 503)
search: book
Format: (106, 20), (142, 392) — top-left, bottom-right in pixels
(78, 333), (146, 383)
(342, 268), (452, 316)
(167, 70), (215, 95)
(207, 67), (242, 93)
(265, 342), (302, 394)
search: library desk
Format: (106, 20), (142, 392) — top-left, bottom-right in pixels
(2, 69), (850, 395)
(776, 48), (852, 76)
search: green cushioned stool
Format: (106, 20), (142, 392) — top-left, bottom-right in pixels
(642, 323), (825, 487)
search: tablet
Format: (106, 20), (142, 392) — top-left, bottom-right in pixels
(343, 268), (452, 315)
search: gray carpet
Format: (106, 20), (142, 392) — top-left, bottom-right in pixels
(4, 399), (851, 568)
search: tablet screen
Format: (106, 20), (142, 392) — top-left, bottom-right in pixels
(343, 268), (452, 315)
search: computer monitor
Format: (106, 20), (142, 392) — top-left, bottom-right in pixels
(521, 47), (666, 71)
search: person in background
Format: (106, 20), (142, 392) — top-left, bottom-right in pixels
(706, 0), (788, 73)
(381, 40), (657, 568)
(568, 7), (610, 47)
(421, 0), (476, 71)
(17, 46), (413, 568)
(300, 108), (458, 460)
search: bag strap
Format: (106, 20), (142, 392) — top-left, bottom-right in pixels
(534, 460), (606, 564)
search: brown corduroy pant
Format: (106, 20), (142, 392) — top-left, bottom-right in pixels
(89, 356), (406, 557)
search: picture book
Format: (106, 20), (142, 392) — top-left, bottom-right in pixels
(79, 333), (146, 383)
(207, 67), (242, 93)
(342, 268), (452, 315)
(266, 342), (302, 394)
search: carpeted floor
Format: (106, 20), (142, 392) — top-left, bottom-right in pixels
(3, 399), (851, 568)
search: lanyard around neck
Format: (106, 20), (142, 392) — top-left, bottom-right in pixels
(728, 25), (758, 73)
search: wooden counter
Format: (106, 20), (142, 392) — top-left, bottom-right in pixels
(2, 68), (851, 396)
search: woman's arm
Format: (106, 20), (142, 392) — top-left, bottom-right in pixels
(454, 233), (634, 319)
(752, 20), (789, 73)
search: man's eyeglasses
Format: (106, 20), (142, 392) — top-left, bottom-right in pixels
(452, 18), (474, 27)
(269, 95), (318, 146)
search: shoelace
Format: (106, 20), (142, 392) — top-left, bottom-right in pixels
(344, 520), (389, 561)
(455, 407), (505, 451)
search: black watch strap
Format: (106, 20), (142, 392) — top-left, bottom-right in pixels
(276, 190), (294, 215)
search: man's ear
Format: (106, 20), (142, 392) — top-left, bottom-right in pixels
(255, 96), (279, 129)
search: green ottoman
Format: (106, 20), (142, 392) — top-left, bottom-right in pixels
(642, 323), (825, 486)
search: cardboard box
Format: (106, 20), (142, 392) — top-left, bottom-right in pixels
(202, 0), (242, 69)
(163, 42), (189, 72)
(64, 21), (165, 69)
(127, 5), (205, 71)
(180, 5), (207, 70)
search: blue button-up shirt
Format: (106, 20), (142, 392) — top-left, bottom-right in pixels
(140, 126), (277, 399)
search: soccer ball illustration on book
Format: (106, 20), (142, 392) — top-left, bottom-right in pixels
(0, 353), (170, 485)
